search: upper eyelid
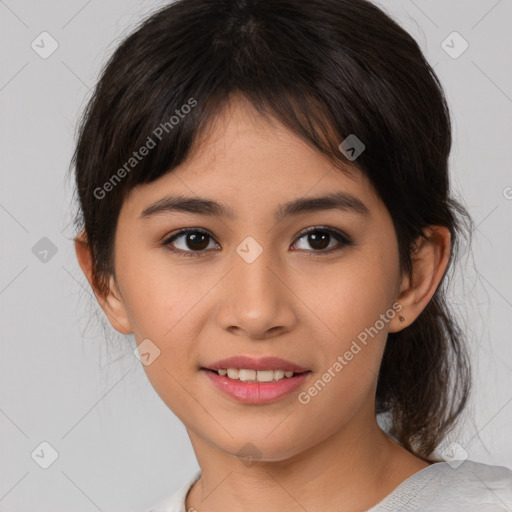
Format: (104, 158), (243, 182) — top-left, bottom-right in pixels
(164, 227), (214, 243)
(296, 225), (350, 239)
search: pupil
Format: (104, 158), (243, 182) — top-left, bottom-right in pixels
(187, 232), (209, 250)
(309, 231), (329, 250)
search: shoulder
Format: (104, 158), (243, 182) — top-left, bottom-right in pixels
(382, 459), (512, 511)
(437, 460), (512, 510)
(429, 459), (512, 489)
(144, 470), (201, 512)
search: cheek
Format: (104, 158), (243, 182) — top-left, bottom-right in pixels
(118, 250), (217, 397)
(293, 247), (399, 399)
(116, 246), (207, 338)
(293, 250), (399, 347)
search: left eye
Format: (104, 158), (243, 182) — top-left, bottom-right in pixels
(162, 227), (352, 257)
(292, 226), (352, 253)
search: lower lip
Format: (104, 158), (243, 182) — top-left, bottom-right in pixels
(201, 369), (311, 404)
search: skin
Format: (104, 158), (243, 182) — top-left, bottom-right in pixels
(75, 96), (451, 511)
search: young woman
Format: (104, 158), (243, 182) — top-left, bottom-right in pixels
(71, 0), (512, 510)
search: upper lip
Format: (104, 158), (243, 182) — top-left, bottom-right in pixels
(202, 355), (310, 373)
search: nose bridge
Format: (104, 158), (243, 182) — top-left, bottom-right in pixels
(216, 238), (295, 337)
(235, 241), (278, 300)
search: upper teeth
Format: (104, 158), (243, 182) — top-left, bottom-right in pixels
(217, 368), (296, 382)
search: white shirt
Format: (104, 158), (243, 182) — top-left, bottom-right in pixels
(145, 459), (512, 511)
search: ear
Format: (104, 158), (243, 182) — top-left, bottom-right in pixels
(74, 230), (133, 335)
(389, 225), (451, 333)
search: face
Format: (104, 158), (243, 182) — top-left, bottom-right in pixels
(108, 97), (404, 463)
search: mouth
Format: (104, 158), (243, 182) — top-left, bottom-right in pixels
(199, 366), (312, 404)
(199, 355), (312, 403)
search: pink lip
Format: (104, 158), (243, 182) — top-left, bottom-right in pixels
(203, 355), (310, 373)
(201, 369), (311, 404)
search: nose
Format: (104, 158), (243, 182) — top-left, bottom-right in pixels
(215, 246), (298, 340)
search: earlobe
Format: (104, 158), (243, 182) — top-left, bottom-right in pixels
(389, 226), (451, 333)
(74, 231), (133, 335)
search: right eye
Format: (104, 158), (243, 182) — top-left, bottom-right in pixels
(162, 228), (220, 257)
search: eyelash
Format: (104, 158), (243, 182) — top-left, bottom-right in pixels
(161, 226), (353, 258)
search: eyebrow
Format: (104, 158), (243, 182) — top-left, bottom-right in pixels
(139, 191), (370, 221)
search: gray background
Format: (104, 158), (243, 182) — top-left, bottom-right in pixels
(1, 0), (511, 510)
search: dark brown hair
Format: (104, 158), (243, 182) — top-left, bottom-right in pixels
(70, 0), (472, 460)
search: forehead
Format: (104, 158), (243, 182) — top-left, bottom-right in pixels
(123, 97), (382, 220)
(185, 96), (358, 183)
